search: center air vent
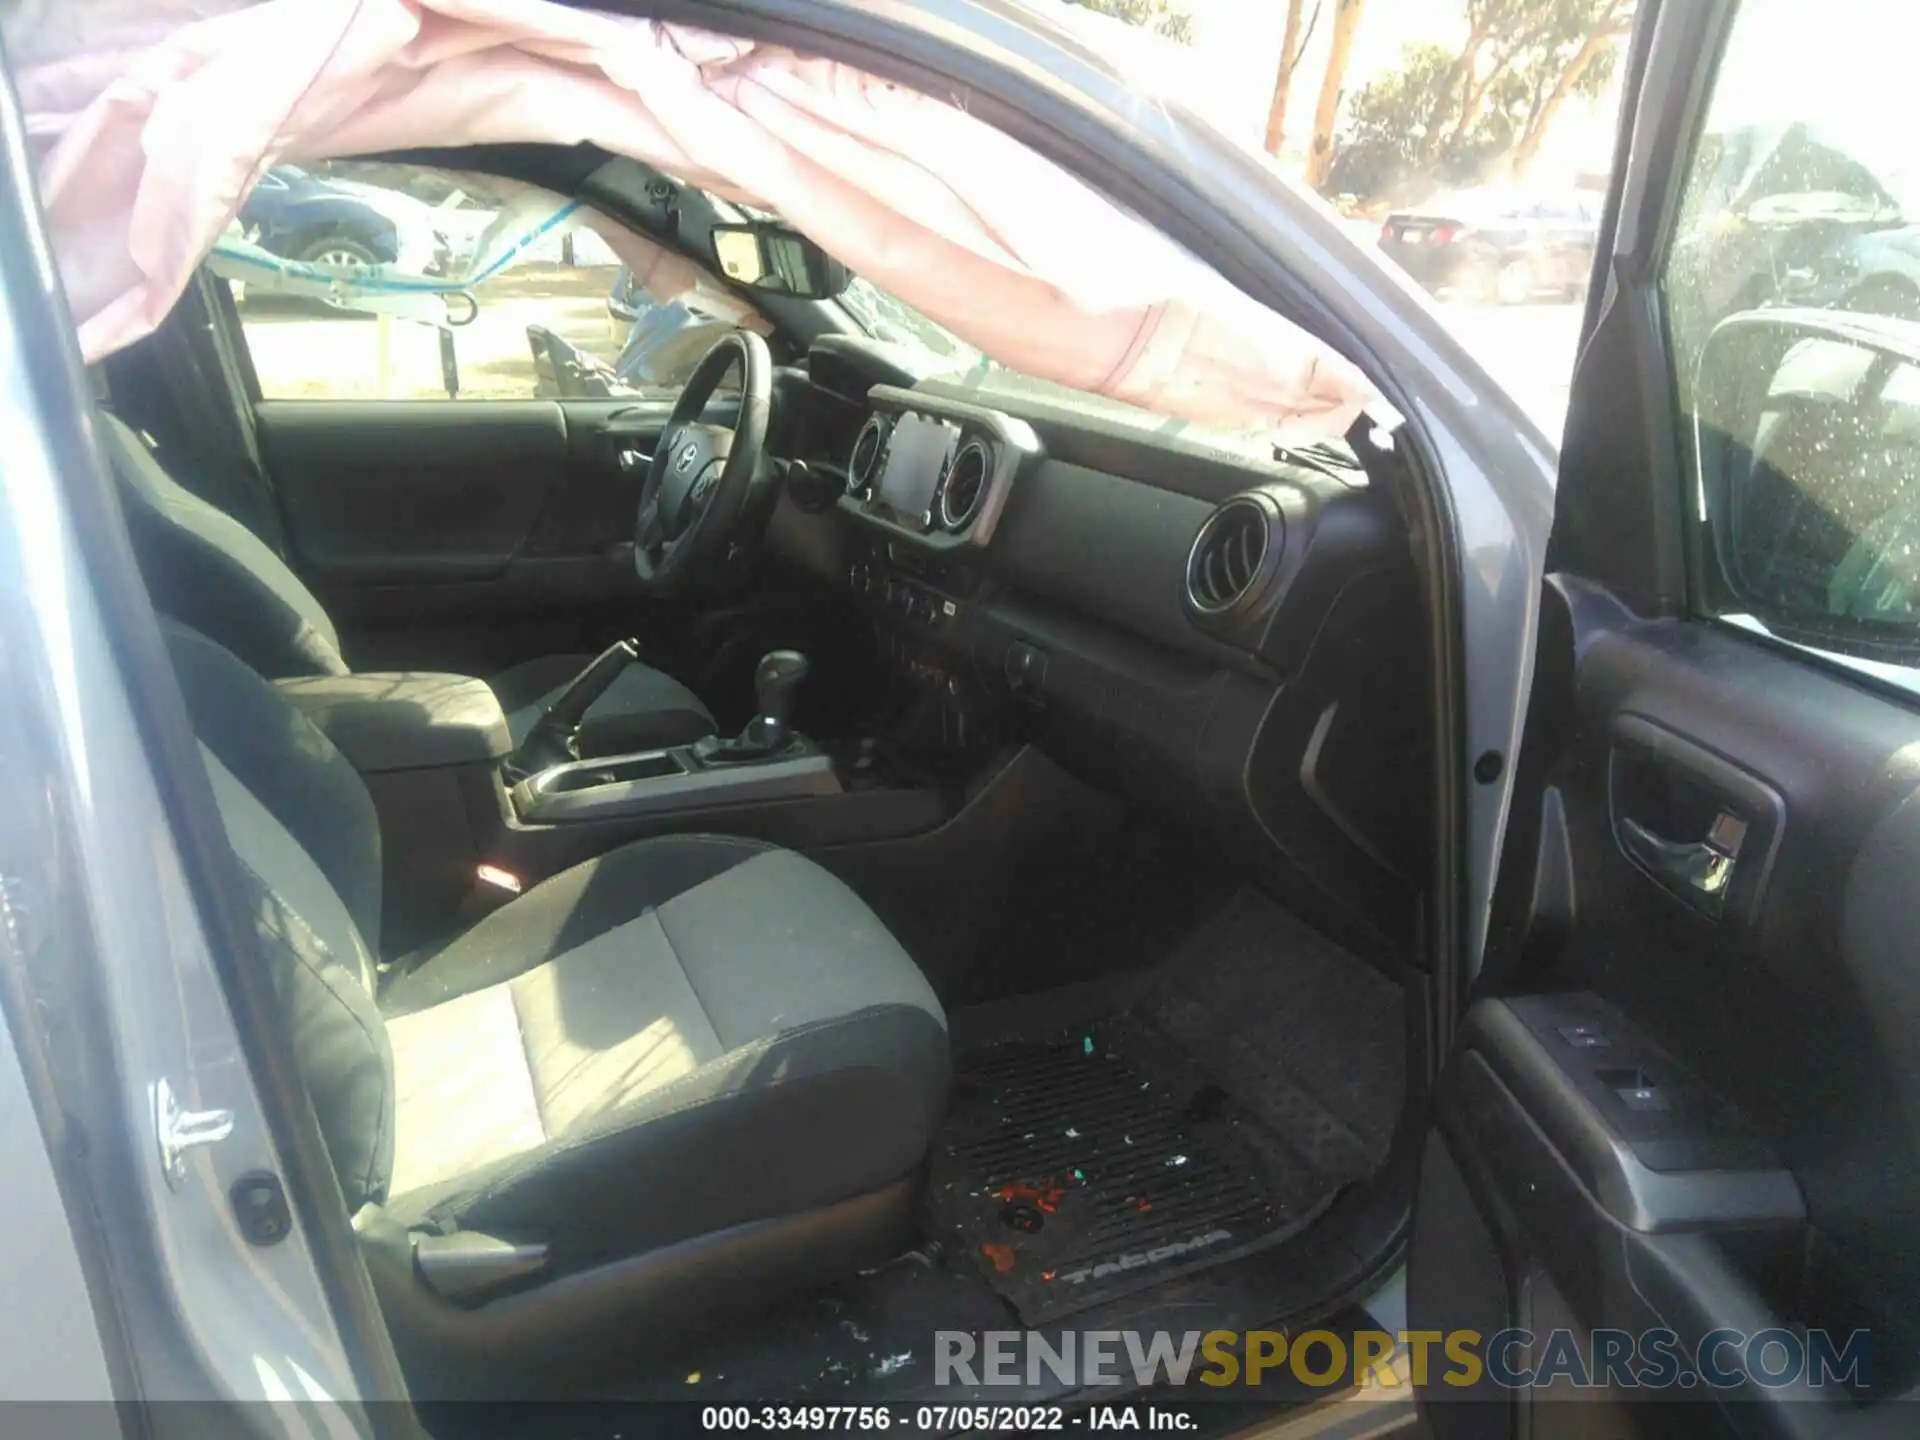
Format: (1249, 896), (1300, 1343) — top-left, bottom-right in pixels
(848, 414), (889, 496)
(1185, 494), (1284, 620)
(937, 439), (992, 531)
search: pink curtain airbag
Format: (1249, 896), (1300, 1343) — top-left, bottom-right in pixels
(11, 0), (1374, 438)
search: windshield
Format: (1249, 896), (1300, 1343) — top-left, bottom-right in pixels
(835, 277), (983, 369)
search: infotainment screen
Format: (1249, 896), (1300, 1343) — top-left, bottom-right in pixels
(877, 413), (959, 522)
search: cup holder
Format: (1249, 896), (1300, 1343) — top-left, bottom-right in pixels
(543, 751), (687, 794)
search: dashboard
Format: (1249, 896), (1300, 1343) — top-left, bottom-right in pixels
(767, 335), (1431, 962)
(843, 387), (1039, 547)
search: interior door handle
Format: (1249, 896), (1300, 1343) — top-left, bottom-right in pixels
(1616, 810), (1748, 918)
(1608, 716), (1784, 926)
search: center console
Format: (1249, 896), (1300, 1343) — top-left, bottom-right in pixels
(506, 647), (841, 822)
(275, 670), (516, 955)
(510, 740), (839, 823)
(824, 387), (1045, 766)
(482, 642), (958, 905)
(285, 646), (957, 954)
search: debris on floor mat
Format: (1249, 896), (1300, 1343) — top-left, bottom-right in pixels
(927, 889), (1405, 1325)
(611, 1247), (1009, 1403)
(929, 1031), (1330, 1323)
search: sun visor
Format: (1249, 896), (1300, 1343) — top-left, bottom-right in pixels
(7, 0), (1374, 440)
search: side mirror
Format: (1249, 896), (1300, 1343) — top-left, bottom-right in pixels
(1693, 308), (1920, 663)
(710, 222), (851, 300)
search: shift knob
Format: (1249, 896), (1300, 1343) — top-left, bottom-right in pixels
(754, 650), (811, 728)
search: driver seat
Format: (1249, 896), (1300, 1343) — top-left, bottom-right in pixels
(163, 622), (946, 1395)
(99, 413), (716, 756)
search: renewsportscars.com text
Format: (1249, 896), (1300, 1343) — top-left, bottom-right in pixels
(934, 1327), (1872, 1393)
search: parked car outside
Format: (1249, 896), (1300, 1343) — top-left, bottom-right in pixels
(238, 164), (452, 275)
(1377, 188), (1600, 304)
(1664, 121), (1908, 359)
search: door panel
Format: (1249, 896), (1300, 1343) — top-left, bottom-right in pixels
(1413, 578), (1920, 1438)
(1413, 0), (1920, 1430)
(259, 400), (573, 582)
(254, 396), (707, 673)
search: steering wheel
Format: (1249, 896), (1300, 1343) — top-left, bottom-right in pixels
(632, 329), (774, 595)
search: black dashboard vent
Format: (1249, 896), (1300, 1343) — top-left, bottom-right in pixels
(937, 439), (991, 531)
(848, 414), (889, 496)
(1185, 496), (1281, 618)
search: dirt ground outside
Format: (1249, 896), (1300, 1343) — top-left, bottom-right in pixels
(237, 264), (647, 402)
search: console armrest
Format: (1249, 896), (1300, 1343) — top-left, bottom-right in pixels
(274, 673), (510, 773)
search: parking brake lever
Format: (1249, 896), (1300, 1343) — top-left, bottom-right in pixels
(504, 639), (639, 779)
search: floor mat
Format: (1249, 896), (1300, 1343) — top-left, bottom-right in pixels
(927, 889), (1405, 1325)
(1141, 889), (1406, 1187)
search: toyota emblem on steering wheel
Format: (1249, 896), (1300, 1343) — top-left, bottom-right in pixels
(675, 441), (701, 475)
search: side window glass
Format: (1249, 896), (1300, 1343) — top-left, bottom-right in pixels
(229, 163), (756, 402)
(1664, 0), (1920, 676)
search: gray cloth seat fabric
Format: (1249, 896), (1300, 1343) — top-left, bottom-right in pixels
(379, 836), (947, 1263)
(165, 623), (946, 1272)
(104, 413), (716, 756)
(106, 414), (349, 678)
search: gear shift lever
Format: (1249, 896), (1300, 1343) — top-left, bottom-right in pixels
(695, 650), (810, 763)
(750, 650), (810, 749)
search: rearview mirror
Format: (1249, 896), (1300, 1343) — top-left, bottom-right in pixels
(710, 222), (851, 301)
(1693, 308), (1920, 662)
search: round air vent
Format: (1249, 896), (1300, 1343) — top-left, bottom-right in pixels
(937, 438), (992, 531)
(848, 414), (889, 496)
(1184, 494), (1284, 619)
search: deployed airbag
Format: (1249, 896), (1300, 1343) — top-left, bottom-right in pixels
(8, 0), (1375, 439)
